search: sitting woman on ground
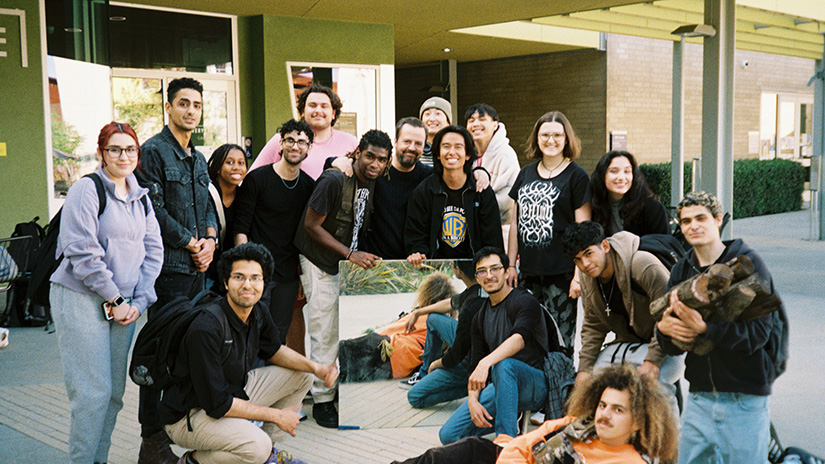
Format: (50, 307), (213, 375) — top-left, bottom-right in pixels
(590, 150), (669, 237)
(49, 122), (163, 464)
(506, 111), (591, 355)
(206, 143), (248, 292)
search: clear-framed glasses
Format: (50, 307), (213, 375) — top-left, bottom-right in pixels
(538, 132), (566, 142)
(104, 146), (140, 159)
(282, 137), (310, 149)
(229, 274), (264, 284)
(475, 265), (504, 278)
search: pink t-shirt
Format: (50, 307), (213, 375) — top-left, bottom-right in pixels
(249, 129), (358, 180)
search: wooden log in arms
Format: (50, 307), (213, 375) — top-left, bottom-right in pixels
(650, 262), (736, 320)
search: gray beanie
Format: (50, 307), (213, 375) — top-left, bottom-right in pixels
(419, 97), (452, 123)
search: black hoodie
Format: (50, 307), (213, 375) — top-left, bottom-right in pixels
(656, 239), (782, 395)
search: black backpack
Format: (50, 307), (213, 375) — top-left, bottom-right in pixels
(26, 173), (148, 308)
(130, 291), (232, 391)
(637, 233), (687, 271)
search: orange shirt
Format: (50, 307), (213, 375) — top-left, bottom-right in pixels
(494, 417), (645, 464)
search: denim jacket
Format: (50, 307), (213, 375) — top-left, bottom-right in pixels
(136, 126), (217, 275)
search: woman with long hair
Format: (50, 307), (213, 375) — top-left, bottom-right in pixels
(49, 122), (162, 464)
(206, 143), (247, 291)
(506, 111), (592, 354)
(590, 151), (669, 237)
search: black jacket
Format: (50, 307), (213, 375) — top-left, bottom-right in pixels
(404, 173), (503, 258)
(656, 239), (781, 395)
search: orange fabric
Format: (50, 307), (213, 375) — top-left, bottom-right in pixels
(380, 313), (429, 378)
(494, 416), (645, 464)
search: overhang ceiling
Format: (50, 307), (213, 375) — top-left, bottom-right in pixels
(123, 0), (825, 64)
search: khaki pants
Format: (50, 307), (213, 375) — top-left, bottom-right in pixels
(298, 255), (339, 403)
(165, 365), (312, 464)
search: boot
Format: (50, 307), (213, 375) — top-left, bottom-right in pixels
(138, 430), (179, 464)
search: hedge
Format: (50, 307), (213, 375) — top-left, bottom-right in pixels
(639, 159), (805, 219)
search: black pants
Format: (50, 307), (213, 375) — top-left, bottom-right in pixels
(138, 271), (204, 437)
(258, 279), (300, 342)
(390, 437), (499, 464)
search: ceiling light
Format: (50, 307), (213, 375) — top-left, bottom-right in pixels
(443, 48), (451, 53)
(671, 24), (716, 38)
(109, 16), (127, 21)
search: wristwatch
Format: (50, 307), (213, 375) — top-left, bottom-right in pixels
(112, 295), (125, 307)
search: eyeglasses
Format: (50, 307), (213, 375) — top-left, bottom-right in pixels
(538, 132), (566, 142)
(104, 146), (139, 159)
(475, 265), (504, 278)
(282, 137), (310, 149)
(229, 274), (264, 284)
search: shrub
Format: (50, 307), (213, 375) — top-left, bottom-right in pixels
(639, 159), (805, 219)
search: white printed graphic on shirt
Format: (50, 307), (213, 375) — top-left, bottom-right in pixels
(351, 187), (370, 250)
(441, 205), (467, 248)
(517, 180), (559, 247)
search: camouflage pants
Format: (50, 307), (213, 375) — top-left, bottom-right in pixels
(521, 273), (577, 356)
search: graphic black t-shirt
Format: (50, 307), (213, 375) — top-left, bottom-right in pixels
(351, 186), (370, 251)
(508, 161), (591, 276)
(437, 185), (470, 259)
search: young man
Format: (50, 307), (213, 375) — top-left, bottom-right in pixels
(160, 243), (337, 464)
(293, 129), (391, 428)
(562, 221), (684, 416)
(391, 364), (678, 464)
(405, 125), (503, 266)
(402, 261), (486, 407)
(419, 96), (452, 166)
(439, 247), (549, 445)
(656, 191), (785, 464)
(233, 119), (316, 341)
(250, 84), (357, 180)
(135, 77), (217, 464)
(465, 104), (520, 243)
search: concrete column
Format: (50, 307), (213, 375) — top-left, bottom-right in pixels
(813, 57), (825, 240)
(448, 59), (458, 125)
(700, 0), (736, 239)
(672, 37), (685, 207)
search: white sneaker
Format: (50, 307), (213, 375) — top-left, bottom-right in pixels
(399, 372), (422, 389)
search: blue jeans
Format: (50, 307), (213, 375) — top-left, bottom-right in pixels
(51, 284), (136, 464)
(439, 358), (547, 444)
(679, 391), (770, 464)
(408, 364), (469, 408)
(419, 314), (458, 375)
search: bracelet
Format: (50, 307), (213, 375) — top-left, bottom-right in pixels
(346, 249), (353, 260)
(205, 235), (218, 242)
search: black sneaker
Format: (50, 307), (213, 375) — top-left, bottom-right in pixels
(399, 372), (422, 389)
(312, 401), (338, 428)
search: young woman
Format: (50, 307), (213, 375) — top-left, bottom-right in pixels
(206, 143), (247, 292)
(50, 122), (162, 464)
(590, 151), (669, 237)
(507, 111), (591, 354)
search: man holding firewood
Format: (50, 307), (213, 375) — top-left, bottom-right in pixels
(656, 191), (787, 464)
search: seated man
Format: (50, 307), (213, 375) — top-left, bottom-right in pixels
(402, 261), (487, 409)
(159, 243), (337, 464)
(390, 364), (678, 464)
(439, 247), (549, 444)
(561, 221), (684, 416)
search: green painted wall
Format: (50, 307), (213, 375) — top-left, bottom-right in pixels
(239, 15), (394, 157)
(0, 0), (48, 236)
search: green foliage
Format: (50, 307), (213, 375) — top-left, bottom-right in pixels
(50, 112), (83, 154)
(339, 260), (458, 296)
(640, 160), (805, 219)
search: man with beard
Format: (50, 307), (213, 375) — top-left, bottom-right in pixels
(439, 247), (549, 444)
(250, 84), (357, 180)
(293, 129), (391, 428)
(234, 119), (316, 341)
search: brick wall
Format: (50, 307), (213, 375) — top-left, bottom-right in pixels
(395, 49), (608, 171)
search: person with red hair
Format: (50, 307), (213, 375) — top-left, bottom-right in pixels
(50, 122), (163, 464)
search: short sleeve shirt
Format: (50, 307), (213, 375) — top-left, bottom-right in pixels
(508, 161), (592, 276)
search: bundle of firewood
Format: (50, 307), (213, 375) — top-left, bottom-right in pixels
(651, 255), (782, 355)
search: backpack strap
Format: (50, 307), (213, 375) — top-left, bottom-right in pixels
(86, 173), (107, 217)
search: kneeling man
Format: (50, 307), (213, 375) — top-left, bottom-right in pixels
(160, 243), (337, 464)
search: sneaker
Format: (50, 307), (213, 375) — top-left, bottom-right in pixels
(399, 372), (422, 389)
(530, 411), (545, 425)
(312, 401), (338, 428)
(298, 410), (308, 421)
(265, 447), (307, 464)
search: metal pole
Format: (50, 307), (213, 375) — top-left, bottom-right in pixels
(672, 37), (685, 207)
(700, 0), (736, 239)
(812, 56), (825, 239)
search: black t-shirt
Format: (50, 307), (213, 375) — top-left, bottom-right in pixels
(350, 186), (370, 251)
(363, 163), (433, 259)
(508, 161), (592, 276)
(308, 170), (369, 251)
(599, 276), (643, 341)
(437, 184), (470, 259)
(233, 165), (315, 282)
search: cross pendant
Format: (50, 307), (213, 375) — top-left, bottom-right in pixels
(605, 305), (611, 316)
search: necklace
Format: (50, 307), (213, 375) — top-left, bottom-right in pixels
(597, 278), (616, 316)
(279, 171), (299, 190)
(539, 158), (568, 177)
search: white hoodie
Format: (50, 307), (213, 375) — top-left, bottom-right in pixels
(477, 122), (520, 224)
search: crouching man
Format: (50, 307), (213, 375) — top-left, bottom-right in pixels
(159, 243), (338, 464)
(390, 364), (678, 464)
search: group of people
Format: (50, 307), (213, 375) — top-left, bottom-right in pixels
(48, 74), (785, 464)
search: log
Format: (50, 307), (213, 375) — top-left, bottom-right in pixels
(726, 255), (754, 281)
(715, 286), (757, 321)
